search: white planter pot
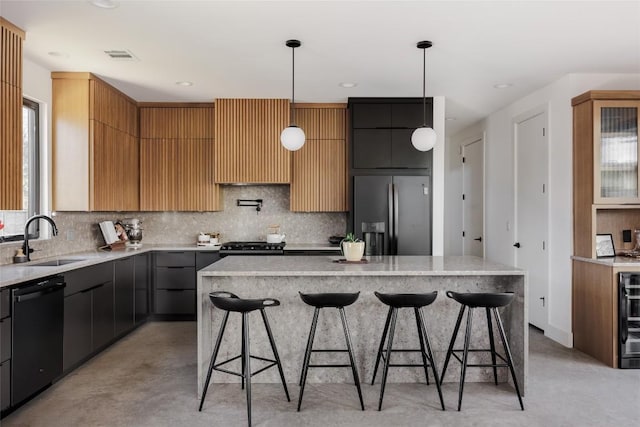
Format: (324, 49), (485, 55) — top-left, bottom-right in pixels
(341, 241), (365, 261)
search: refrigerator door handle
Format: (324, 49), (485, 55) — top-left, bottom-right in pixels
(393, 184), (399, 254)
(621, 286), (628, 344)
(388, 183), (394, 252)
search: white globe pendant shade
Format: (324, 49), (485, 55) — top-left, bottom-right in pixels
(411, 126), (436, 151)
(280, 125), (306, 151)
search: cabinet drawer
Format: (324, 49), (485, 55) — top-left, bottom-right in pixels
(155, 267), (195, 289)
(64, 262), (114, 296)
(0, 289), (9, 319)
(155, 289), (195, 315)
(1, 318), (10, 363)
(155, 252), (195, 267)
(1, 360), (10, 412)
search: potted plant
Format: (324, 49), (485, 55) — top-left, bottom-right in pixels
(341, 233), (365, 262)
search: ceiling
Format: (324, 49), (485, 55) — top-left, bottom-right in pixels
(2, 0), (640, 135)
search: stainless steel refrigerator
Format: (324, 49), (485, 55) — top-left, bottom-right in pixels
(353, 175), (431, 255)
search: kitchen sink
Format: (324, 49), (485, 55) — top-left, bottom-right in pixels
(29, 258), (87, 267)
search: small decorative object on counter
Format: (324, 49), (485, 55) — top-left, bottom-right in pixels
(207, 232), (220, 245)
(341, 233), (365, 262)
(198, 231), (222, 247)
(121, 218), (143, 248)
(267, 224), (286, 243)
(13, 248), (28, 264)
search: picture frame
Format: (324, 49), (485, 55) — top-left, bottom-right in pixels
(595, 234), (616, 257)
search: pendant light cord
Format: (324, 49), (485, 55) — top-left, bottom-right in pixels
(291, 45), (296, 126)
(422, 46), (426, 127)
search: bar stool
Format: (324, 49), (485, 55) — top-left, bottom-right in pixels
(297, 292), (365, 411)
(198, 291), (290, 426)
(441, 291), (524, 411)
(371, 291), (445, 411)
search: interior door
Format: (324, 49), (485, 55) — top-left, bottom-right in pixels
(515, 111), (549, 331)
(462, 138), (484, 257)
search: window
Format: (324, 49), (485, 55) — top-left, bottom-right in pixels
(0, 98), (40, 242)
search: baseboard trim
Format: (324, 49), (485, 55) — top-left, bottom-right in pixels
(544, 323), (573, 347)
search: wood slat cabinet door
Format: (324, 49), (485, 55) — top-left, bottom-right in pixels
(139, 105), (221, 211)
(140, 138), (177, 211)
(290, 105), (347, 212)
(52, 72), (139, 211)
(92, 123), (139, 211)
(0, 18), (25, 210)
(214, 99), (290, 184)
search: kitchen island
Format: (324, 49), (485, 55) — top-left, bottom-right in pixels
(197, 255), (527, 396)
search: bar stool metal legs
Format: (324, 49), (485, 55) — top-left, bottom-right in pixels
(441, 291), (524, 411)
(297, 292), (364, 412)
(371, 304), (445, 411)
(198, 293), (290, 427)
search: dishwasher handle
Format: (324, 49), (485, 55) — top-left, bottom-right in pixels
(14, 282), (66, 303)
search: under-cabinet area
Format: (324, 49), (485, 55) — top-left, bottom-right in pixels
(0, 248), (222, 417)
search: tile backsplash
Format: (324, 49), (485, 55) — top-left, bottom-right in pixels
(0, 186), (346, 265)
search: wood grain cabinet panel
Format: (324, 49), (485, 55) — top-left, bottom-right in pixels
(214, 99), (290, 184)
(0, 18), (24, 210)
(52, 72), (139, 211)
(139, 105), (221, 211)
(290, 105), (347, 212)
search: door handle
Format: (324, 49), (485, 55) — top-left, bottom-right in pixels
(513, 242), (521, 248)
(474, 237), (482, 242)
(621, 287), (628, 344)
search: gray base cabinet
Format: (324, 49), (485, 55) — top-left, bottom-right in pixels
(63, 264), (114, 372)
(114, 257), (135, 336)
(134, 254), (149, 324)
(0, 289), (10, 412)
(153, 252), (196, 316)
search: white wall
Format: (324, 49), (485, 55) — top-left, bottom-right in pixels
(446, 73), (640, 347)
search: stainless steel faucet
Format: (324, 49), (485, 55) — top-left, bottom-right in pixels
(22, 215), (58, 261)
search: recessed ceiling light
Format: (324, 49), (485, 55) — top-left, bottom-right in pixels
(445, 117), (457, 121)
(176, 81), (193, 87)
(90, 0), (119, 9)
(339, 82), (357, 88)
(493, 83), (513, 89)
(48, 51), (69, 58)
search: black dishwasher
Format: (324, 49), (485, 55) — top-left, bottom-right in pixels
(12, 275), (65, 406)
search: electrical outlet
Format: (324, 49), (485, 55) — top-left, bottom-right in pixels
(623, 229), (632, 243)
(66, 230), (75, 241)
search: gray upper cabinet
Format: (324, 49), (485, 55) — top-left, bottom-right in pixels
(349, 98), (433, 170)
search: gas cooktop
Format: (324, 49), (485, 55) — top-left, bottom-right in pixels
(219, 241), (285, 256)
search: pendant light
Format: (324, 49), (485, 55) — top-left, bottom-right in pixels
(411, 40), (436, 152)
(280, 39), (305, 151)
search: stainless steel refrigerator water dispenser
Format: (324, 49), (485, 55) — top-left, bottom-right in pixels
(362, 222), (385, 255)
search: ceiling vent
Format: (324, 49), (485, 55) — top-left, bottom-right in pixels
(104, 49), (138, 61)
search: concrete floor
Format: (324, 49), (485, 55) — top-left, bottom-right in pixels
(3, 322), (639, 426)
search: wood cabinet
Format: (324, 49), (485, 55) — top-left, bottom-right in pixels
(0, 18), (25, 210)
(51, 72), (139, 211)
(290, 104), (348, 212)
(572, 91), (640, 368)
(572, 91), (640, 257)
(214, 99), (290, 184)
(139, 104), (221, 211)
(349, 99), (433, 170)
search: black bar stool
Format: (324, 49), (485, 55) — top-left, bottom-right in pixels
(371, 291), (445, 411)
(297, 292), (365, 411)
(441, 291), (524, 411)
(198, 291), (290, 426)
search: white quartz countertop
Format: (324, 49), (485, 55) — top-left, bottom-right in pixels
(572, 255), (640, 268)
(0, 242), (344, 289)
(198, 255), (524, 277)
(0, 243), (221, 289)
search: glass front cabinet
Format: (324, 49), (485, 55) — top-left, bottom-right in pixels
(593, 100), (640, 204)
